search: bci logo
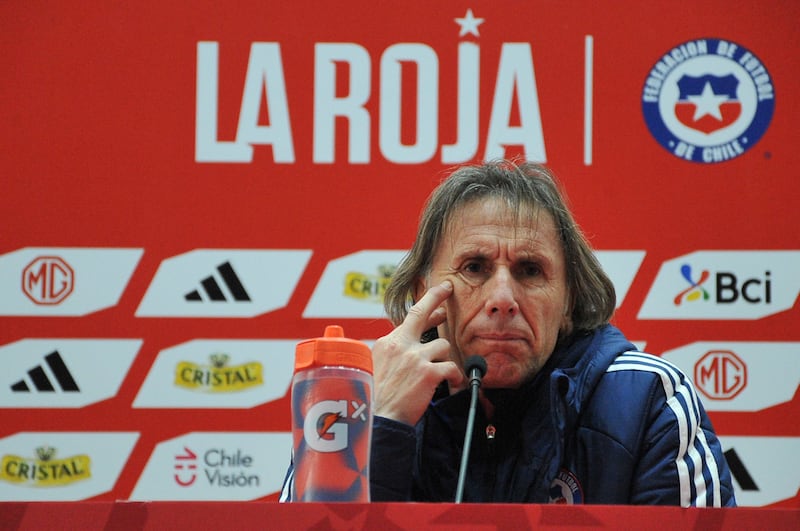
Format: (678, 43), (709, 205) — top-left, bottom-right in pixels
(674, 264), (771, 305)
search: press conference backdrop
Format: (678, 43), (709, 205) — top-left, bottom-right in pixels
(1, 1), (797, 506)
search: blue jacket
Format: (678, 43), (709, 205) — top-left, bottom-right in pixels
(369, 325), (736, 506)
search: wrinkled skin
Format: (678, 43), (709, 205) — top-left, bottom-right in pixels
(373, 198), (572, 426)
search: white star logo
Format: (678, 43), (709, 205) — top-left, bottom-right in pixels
(455, 8), (484, 37)
(687, 82), (729, 121)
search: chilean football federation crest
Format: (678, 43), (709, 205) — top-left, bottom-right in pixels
(642, 38), (774, 163)
(548, 469), (583, 504)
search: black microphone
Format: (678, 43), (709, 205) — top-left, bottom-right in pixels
(455, 355), (487, 503)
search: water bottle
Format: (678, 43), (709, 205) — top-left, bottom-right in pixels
(290, 325), (373, 502)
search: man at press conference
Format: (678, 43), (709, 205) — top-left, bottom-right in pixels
(287, 159), (736, 505)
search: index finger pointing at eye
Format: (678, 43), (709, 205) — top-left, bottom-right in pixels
(403, 280), (453, 334)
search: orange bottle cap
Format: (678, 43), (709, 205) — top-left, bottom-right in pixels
(294, 325), (373, 374)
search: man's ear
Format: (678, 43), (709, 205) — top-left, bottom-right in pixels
(560, 294), (574, 335)
(413, 276), (428, 303)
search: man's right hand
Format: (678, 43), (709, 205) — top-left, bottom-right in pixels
(372, 280), (464, 426)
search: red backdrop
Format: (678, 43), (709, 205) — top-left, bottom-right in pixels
(1, 0), (798, 506)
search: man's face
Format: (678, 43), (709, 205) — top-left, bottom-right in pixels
(420, 198), (572, 389)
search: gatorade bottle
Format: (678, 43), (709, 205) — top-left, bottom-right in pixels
(290, 325), (373, 502)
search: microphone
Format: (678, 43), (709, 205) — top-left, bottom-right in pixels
(455, 355), (487, 503)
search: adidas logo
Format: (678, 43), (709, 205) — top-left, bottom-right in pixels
(184, 261), (251, 302)
(11, 350), (80, 392)
(137, 250), (311, 317)
(724, 448), (758, 492)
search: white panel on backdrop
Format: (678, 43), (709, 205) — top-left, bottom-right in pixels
(719, 436), (800, 507)
(595, 251), (645, 309)
(0, 248), (142, 316)
(133, 339), (295, 408)
(129, 432), (292, 501)
(639, 251), (800, 319)
(0, 432), (138, 501)
(136, 249), (311, 317)
(0, 339), (141, 408)
(304, 250), (407, 318)
(662, 342), (800, 411)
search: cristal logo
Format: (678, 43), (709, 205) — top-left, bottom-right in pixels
(694, 350), (747, 400)
(174, 353), (264, 393)
(343, 264), (396, 302)
(22, 256), (74, 305)
(303, 399), (367, 453)
(674, 264), (710, 305)
(0, 446), (91, 488)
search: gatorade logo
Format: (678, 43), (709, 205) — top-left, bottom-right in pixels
(304, 400), (348, 452)
(303, 399), (368, 453)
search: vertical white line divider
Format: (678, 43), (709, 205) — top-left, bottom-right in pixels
(584, 35), (594, 166)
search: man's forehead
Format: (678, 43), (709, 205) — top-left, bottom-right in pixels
(443, 199), (554, 235)
(439, 200), (560, 253)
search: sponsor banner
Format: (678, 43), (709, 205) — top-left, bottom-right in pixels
(595, 251), (645, 309)
(136, 249), (311, 317)
(2, 1), (797, 506)
(0, 432), (138, 501)
(661, 342), (800, 411)
(133, 340), (294, 408)
(0, 339), (141, 408)
(304, 250), (406, 318)
(638, 251), (800, 319)
(0, 248), (143, 316)
(720, 436), (800, 507)
(129, 432), (291, 501)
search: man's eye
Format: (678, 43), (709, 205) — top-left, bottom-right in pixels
(463, 261), (487, 275)
(518, 263), (542, 277)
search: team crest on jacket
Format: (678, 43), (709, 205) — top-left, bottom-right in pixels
(641, 38), (774, 164)
(548, 469), (583, 504)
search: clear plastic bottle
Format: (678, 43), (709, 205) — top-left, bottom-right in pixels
(290, 325), (373, 502)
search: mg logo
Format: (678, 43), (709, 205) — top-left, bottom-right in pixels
(22, 256), (74, 305)
(694, 350), (747, 400)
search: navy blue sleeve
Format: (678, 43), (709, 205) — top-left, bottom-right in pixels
(370, 415), (418, 501)
(609, 353), (736, 507)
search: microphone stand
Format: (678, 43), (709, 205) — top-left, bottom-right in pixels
(455, 355), (486, 503)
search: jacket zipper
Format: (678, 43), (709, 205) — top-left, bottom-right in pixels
(486, 423), (497, 499)
(486, 423), (497, 456)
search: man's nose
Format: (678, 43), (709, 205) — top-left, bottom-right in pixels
(484, 267), (519, 316)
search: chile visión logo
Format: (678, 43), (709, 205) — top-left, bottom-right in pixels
(642, 38), (774, 163)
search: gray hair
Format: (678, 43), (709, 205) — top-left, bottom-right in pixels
(383, 160), (615, 333)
